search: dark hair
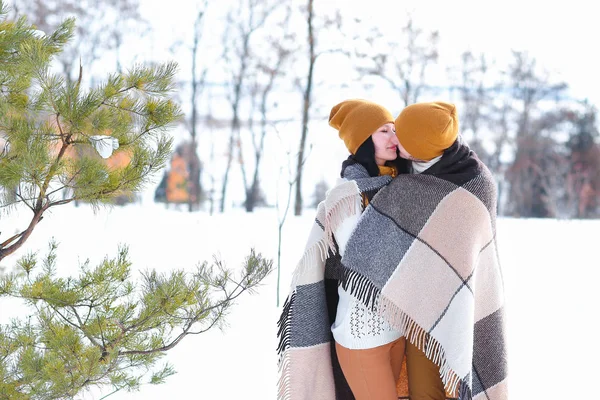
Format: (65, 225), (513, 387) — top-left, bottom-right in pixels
(342, 136), (410, 177)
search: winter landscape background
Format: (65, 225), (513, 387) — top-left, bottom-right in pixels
(1, 0), (599, 399)
(3, 205), (599, 399)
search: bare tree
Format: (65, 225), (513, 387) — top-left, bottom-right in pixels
(506, 111), (571, 218)
(508, 51), (568, 139)
(187, 1), (209, 212)
(455, 51), (514, 214)
(206, 89), (218, 216)
(292, 0), (316, 217)
(565, 103), (600, 218)
(274, 127), (310, 306)
(504, 51), (569, 217)
(105, 0), (147, 73)
(311, 178), (329, 208)
(293, 0), (346, 216)
(220, 0), (279, 213)
(354, 13), (439, 107)
(487, 99), (512, 215)
(240, 8), (294, 212)
(14, 0), (144, 84)
(457, 52), (491, 159)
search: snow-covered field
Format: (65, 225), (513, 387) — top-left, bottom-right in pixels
(1, 203), (599, 399)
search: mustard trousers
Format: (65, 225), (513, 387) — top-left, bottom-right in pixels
(335, 337), (446, 400)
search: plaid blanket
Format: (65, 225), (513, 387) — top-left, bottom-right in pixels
(277, 139), (507, 400)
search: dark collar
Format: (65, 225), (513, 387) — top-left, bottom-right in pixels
(421, 136), (484, 186)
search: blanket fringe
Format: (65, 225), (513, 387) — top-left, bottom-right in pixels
(323, 187), (362, 253)
(458, 378), (473, 400)
(330, 264), (473, 398)
(290, 236), (329, 288)
(337, 268), (469, 397)
(339, 268), (381, 311)
(276, 292), (295, 357)
(290, 184), (362, 289)
(378, 296), (465, 397)
(277, 349), (292, 400)
(277, 293), (295, 400)
(276, 185), (361, 399)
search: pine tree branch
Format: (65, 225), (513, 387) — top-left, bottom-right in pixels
(16, 191), (35, 212)
(101, 101), (146, 117)
(83, 354), (121, 388)
(0, 231), (23, 248)
(122, 309), (161, 335)
(97, 316), (107, 350)
(187, 307), (224, 336)
(46, 198), (75, 209)
(119, 279), (251, 356)
(0, 196), (32, 210)
(0, 211), (43, 259)
(45, 185), (69, 198)
(83, 302), (94, 325)
(45, 303), (103, 349)
(117, 125), (165, 147)
(98, 385), (126, 400)
(0, 290), (94, 308)
(70, 305), (103, 348)
(35, 126), (71, 211)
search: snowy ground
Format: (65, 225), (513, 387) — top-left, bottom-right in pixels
(1, 203), (599, 399)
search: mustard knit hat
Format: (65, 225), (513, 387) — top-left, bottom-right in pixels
(395, 101), (459, 161)
(329, 99), (394, 155)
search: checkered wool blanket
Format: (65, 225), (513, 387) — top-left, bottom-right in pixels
(277, 140), (507, 400)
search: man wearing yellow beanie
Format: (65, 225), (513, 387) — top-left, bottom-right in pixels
(395, 101), (459, 163)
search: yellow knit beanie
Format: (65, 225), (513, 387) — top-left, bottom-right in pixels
(395, 101), (459, 161)
(329, 99), (394, 155)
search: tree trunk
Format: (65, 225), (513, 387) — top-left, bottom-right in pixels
(0, 208), (44, 261)
(209, 115), (216, 216)
(294, 0), (315, 217)
(220, 121), (237, 213)
(189, 16), (200, 212)
(245, 188), (256, 212)
(220, 17), (252, 213)
(245, 156), (261, 212)
(188, 9), (207, 212)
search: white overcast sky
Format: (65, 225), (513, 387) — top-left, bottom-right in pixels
(7, 0), (595, 105)
(137, 0), (598, 107)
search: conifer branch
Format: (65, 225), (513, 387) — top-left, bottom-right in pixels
(0, 4), (273, 398)
(100, 101), (146, 117)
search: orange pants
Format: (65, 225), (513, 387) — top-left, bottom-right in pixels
(335, 337), (445, 400)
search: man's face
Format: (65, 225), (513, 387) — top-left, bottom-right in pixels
(397, 141), (426, 162)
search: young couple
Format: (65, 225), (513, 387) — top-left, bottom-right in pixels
(278, 100), (508, 400)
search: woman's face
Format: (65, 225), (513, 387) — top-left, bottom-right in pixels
(372, 123), (399, 166)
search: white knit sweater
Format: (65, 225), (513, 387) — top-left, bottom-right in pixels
(331, 157), (442, 349)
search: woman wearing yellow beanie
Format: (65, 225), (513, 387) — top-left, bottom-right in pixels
(328, 98), (408, 181)
(329, 99), (413, 399)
